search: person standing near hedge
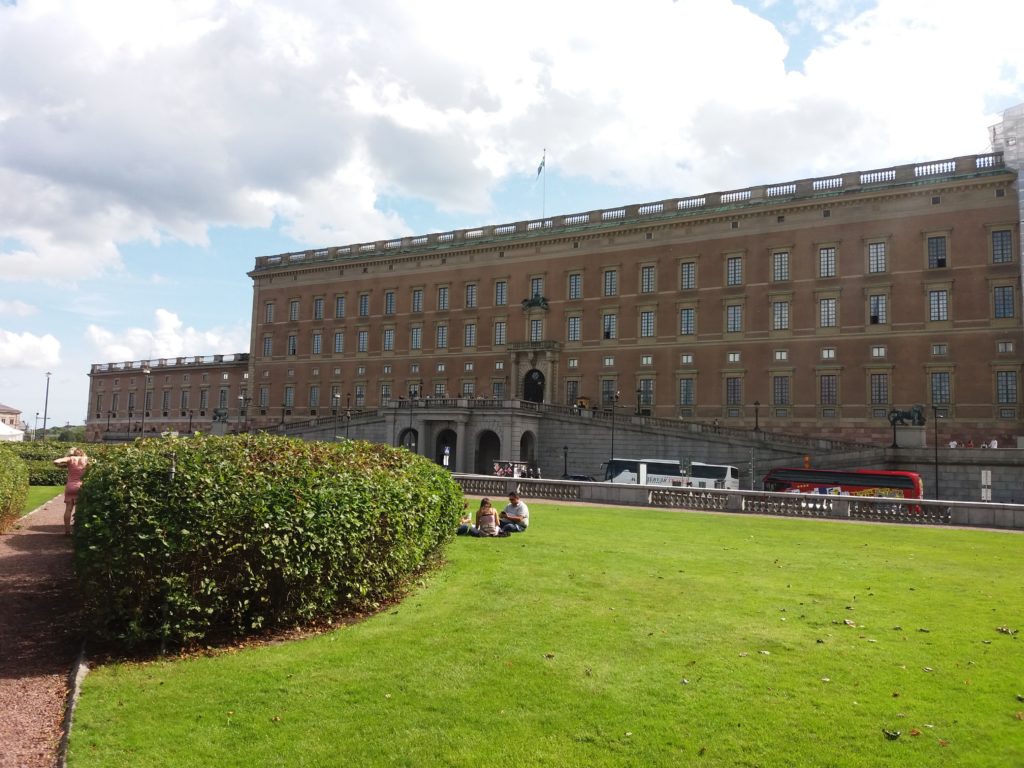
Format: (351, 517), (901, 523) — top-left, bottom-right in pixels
(53, 447), (89, 536)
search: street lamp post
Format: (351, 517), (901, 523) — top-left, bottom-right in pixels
(753, 400), (761, 432)
(407, 387), (416, 450)
(609, 390), (620, 466)
(635, 388), (642, 416)
(888, 409), (899, 449)
(562, 445), (569, 478)
(332, 393), (340, 441)
(140, 365), (151, 435)
(931, 405), (941, 499)
(238, 394), (251, 433)
(188, 410), (194, 433)
(41, 372), (51, 440)
(105, 411), (111, 432)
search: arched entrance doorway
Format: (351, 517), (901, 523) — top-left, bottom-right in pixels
(435, 429), (457, 470)
(519, 430), (536, 469)
(399, 427), (418, 453)
(476, 430), (501, 474)
(523, 369), (545, 403)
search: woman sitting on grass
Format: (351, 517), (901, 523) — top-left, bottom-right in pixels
(455, 498), (508, 538)
(473, 498), (501, 537)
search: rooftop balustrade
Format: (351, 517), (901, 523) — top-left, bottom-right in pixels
(251, 152), (1007, 271)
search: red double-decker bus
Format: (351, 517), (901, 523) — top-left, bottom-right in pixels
(761, 467), (924, 499)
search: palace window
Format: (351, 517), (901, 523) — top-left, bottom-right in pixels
(819, 247), (836, 278)
(567, 316), (581, 342)
(680, 262), (696, 290)
(568, 273), (582, 300)
(640, 311), (655, 338)
(992, 230), (1013, 263)
(640, 265), (655, 294)
(929, 290), (949, 321)
(603, 270), (617, 297)
(868, 242), (886, 273)
(772, 251), (789, 281)
(927, 236), (947, 268)
(994, 285), (1015, 319)
(679, 308), (695, 335)
(726, 256), (743, 286)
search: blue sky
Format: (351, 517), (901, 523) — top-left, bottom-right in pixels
(1, 0), (1022, 430)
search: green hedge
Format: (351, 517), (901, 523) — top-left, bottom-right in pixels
(3, 442), (115, 485)
(74, 433), (463, 650)
(0, 450), (29, 533)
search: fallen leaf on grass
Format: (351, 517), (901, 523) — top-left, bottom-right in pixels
(939, 739), (949, 747)
(759, 650), (771, 655)
(996, 626), (1018, 635)
(909, 728), (921, 736)
(543, 653), (556, 659)
(1015, 711), (1024, 721)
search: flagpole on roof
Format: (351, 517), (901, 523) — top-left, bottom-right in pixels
(537, 148), (546, 220)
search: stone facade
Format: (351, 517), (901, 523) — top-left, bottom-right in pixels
(85, 355), (250, 441)
(244, 152), (1022, 445)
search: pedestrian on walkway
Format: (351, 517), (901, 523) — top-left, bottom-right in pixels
(53, 447), (89, 536)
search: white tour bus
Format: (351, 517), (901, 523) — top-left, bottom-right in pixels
(687, 461), (741, 490)
(604, 458), (684, 486)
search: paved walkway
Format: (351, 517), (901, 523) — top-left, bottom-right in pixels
(0, 496), (80, 768)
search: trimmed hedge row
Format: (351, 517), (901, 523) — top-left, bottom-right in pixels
(0, 450), (29, 533)
(74, 433), (464, 650)
(1, 441), (114, 485)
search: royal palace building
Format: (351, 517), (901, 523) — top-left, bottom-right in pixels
(86, 112), (1024, 454)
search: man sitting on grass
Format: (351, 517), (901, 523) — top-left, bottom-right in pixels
(500, 492), (529, 533)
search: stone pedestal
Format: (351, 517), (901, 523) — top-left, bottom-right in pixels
(894, 425), (926, 448)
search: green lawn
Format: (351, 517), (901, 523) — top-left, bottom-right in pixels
(69, 504), (1024, 767)
(22, 485), (62, 515)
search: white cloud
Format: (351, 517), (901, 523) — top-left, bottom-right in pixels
(85, 308), (249, 363)
(0, 0), (1022, 280)
(0, 299), (36, 316)
(0, 328), (60, 368)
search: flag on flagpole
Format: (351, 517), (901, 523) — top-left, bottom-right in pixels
(536, 152), (546, 178)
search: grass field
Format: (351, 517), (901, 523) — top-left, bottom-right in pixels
(68, 503), (1024, 767)
(22, 485), (62, 516)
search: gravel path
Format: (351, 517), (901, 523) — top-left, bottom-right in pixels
(0, 496), (80, 768)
